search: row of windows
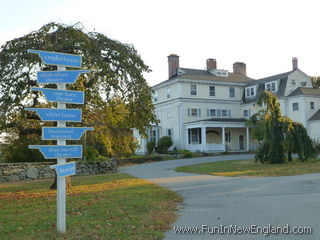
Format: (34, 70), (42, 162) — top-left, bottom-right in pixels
(292, 101), (315, 111)
(154, 80), (309, 102)
(190, 85), (236, 98)
(187, 128), (232, 144)
(187, 108), (232, 118)
(291, 79), (307, 86)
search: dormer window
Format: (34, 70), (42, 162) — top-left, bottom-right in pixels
(245, 86), (256, 97)
(177, 69), (185, 75)
(265, 81), (277, 92)
(210, 69), (229, 77)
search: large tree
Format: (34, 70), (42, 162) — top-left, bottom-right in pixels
(249, 91), (316, 164)
(0, 22), (158, 162)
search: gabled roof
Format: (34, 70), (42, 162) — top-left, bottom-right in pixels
(287, 87), (320, 97)
(309, 109), (320, 121)
(153, 68), (254, 88)
(246, 70), (294, 86)
(243, 75), (289, 104)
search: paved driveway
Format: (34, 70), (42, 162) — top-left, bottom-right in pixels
(119, 155), (320, 239)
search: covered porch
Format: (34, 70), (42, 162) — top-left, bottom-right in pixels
(185, 118), (253, 152)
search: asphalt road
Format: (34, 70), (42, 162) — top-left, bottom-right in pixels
(119, 155), (320, 239)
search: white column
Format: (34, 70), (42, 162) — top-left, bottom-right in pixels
(57, 65), (66, 233)
(222, 127), (225, 151)
(201, 126), (206, 152)
(185, 128), (189, 150)
(246, 127), (250, 151)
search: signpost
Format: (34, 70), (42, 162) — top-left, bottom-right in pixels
(25, 108), (82, 122)
(28, 50), (82, 67)
(50, 162), (76, 177)
(42, 127), (94, 140)
(26, 50), (93, 233)
(37, 70), (90, 84)
(31, 88), (84, 104)
(28, 145), (83, 159)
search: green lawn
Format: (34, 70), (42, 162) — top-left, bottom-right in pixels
(176, 158), (320, 177)
(0, 173), (182, 240)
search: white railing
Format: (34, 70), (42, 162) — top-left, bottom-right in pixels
(186, 144), (202, 151)
(186, 143), (225, 152)
(207, 143), (225, 151)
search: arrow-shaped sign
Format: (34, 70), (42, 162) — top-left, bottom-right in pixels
(37, 70), (90, 84)
(29, 145), (82, 159)
(42, 127), (94, 140)
(28, 49), (82, 68)
(50, 162), (76, 177)
(25, 108), (82, 122)
(32, 87), (84, 104)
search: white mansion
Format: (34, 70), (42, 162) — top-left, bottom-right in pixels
(134, 55), (320, 154)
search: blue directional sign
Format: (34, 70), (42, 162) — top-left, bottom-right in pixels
(37, 70), (90, 84)
(42, 127), (94, 140)
(32, 88), (84, 104)
(50, 162), (76, 177)
(29, 145), (82, 159)
(25, 108), (82, 122)
(28, 49), (82, 68)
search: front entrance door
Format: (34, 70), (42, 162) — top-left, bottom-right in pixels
(239, 135), (244, 150)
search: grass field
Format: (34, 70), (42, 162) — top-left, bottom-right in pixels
(0, 173), (182, 240)
(176, 158), (320, 177)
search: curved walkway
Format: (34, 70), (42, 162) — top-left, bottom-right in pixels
(119, 155), (320, 239)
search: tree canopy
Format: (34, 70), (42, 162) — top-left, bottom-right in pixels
(248, 91), (316, 164)
(0, 22), (158, 161)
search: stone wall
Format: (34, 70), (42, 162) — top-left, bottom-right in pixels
(0, 161), (116, 182)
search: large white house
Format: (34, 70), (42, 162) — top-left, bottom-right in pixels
(134, 55), (320, 154)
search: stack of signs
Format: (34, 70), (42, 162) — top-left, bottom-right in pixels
(26, 50), (93, 176)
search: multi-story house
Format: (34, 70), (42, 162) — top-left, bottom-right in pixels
(133, 55), (320, 154)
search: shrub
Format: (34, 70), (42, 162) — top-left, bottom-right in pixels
(118, 155), (163, 165)
(156, 136), (172, 154)
(179, 150), (193, 158)
(146, 141), (155, 155)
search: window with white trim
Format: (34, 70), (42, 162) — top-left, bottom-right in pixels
(221, 109), (228, 117)
(265, 81), (277, 92)
(225, 132), (231, 142)
(229, 87), (235, 98)
(208, 109), (216, 117)
(166, 128), (173, 139)
(209, 86), (215, 96)
(301, 81), (307, 87)
(310, 101), (315, 110)
(190, 84), (197, 95)
(166, 87), (171, 99)
(188, 128), (201, 144)
(245, 86), (256, 97)
(244, 109), (249, 117)
(291, 79), (296, 85)
(187, 108), (201, 117)
(153, 92), (158, 102)
(292, 102), (299, 111)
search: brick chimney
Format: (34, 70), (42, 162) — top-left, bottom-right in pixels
(206, 58), (217, 70)
(233, 62), (246, 75)
(168, 54), (179, 79)
(292, 57), (298, 70)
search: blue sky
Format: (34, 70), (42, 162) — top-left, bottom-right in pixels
(1, 0), (320, 85)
